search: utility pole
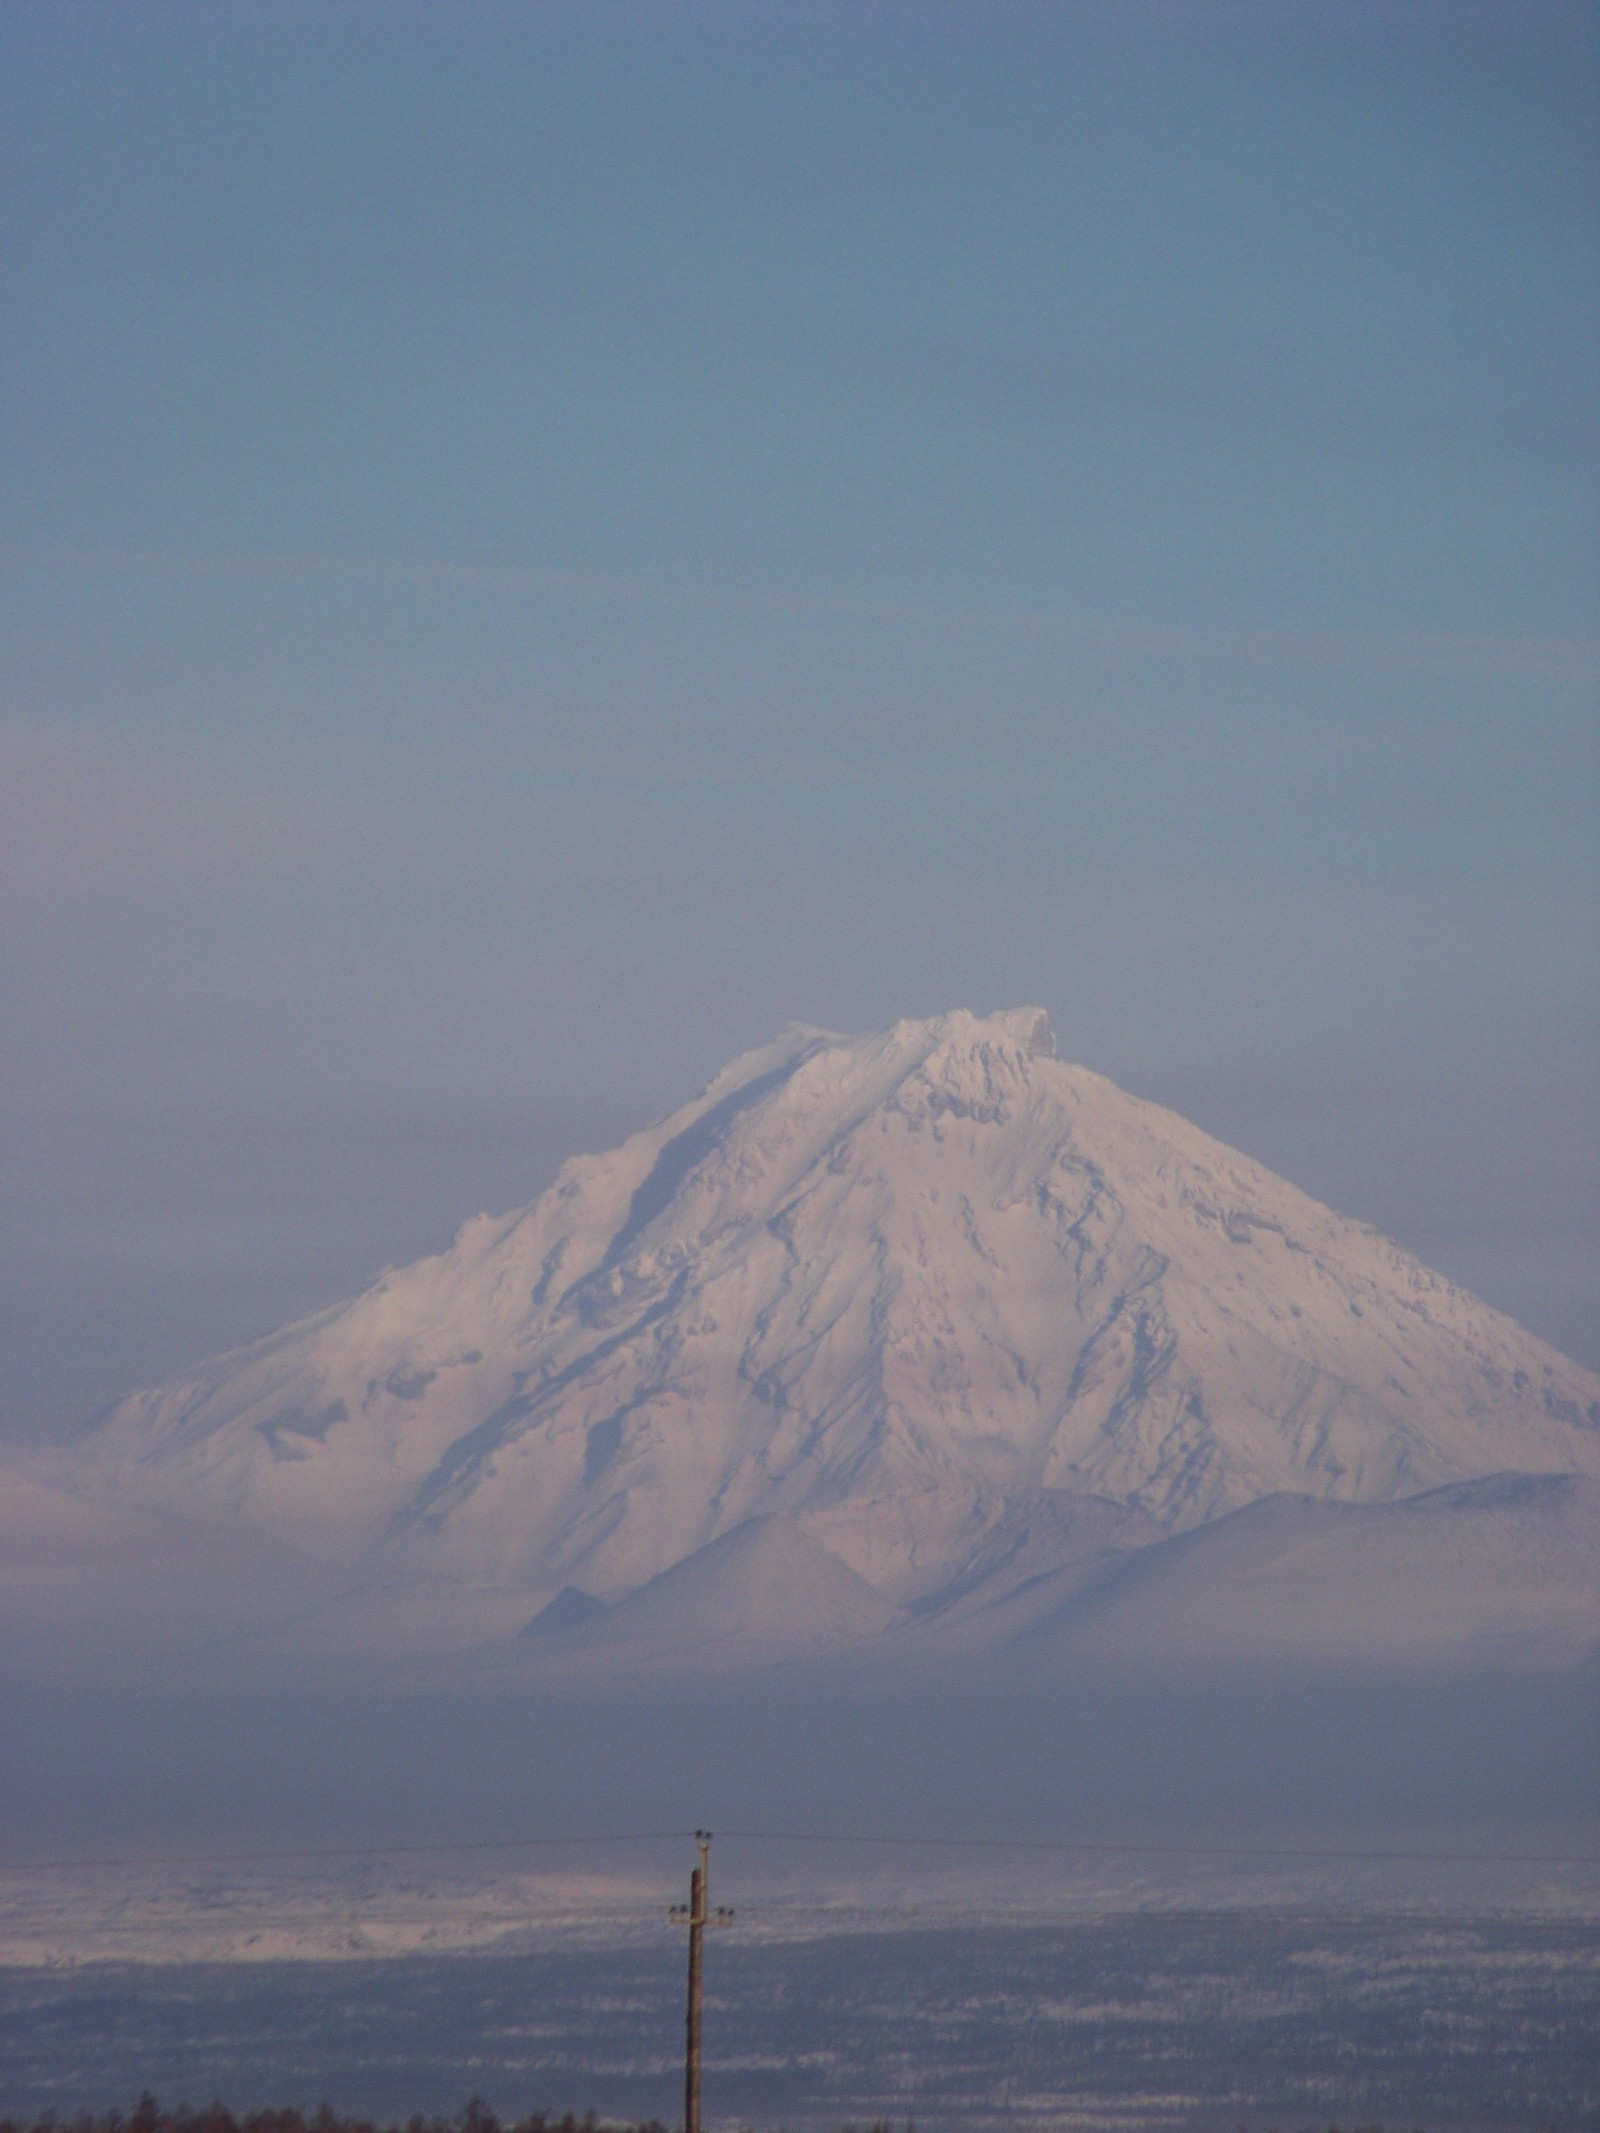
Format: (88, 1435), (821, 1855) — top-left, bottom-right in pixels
(670, 1829), (732, 2133)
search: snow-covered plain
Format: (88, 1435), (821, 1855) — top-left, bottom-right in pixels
(13, 1009), (1600, 1679)
(6, 1836), (1598, 1968)
(5, 1902), (1599, 2130)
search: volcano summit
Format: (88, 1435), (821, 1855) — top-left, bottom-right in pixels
(42, 1010), (1600, 1676)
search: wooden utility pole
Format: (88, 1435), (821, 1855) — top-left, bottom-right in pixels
(684, 1833), (707, 2133)
(671, 1829), (731, 2133)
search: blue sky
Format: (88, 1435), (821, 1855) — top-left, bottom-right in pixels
(2, 0), (1596, 1430)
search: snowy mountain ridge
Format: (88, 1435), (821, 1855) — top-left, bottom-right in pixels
(49, 1008), (1600, 1667)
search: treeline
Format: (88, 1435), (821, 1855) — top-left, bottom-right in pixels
(0, 2105), (680, 2133)
(0, 2108), (1419, 2133)
(0, 2113), (926, 2133)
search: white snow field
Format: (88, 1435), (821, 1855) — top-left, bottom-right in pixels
(14, 1008), (1600, 1677)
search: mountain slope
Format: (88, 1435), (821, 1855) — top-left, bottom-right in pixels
(64, 1009), (1600, 1661)
(1020, 1471), (1600, 1670)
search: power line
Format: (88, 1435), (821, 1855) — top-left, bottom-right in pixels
(0, 1832), (687, 1875)
(715, 1828), (1600, 1867)
(2, 1827), (1596, 1876)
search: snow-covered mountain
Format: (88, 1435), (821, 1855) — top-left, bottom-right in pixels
(46, 1009), (1600, 1672)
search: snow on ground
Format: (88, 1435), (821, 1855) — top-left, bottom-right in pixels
(5, 1837), (1599, 1969)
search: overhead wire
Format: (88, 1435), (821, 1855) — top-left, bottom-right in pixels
(3, 1828), (1597, 1875)
(0, 1833), (688, 1875)
(715, 1828), (1600, 1866)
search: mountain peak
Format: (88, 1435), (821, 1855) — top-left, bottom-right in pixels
(895, 1004), (1057, 1058)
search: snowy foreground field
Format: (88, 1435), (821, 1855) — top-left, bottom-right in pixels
(3, 1871), (1598, 2133)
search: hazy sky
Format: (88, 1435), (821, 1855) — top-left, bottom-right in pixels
(2, 0), (1597, 1436)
